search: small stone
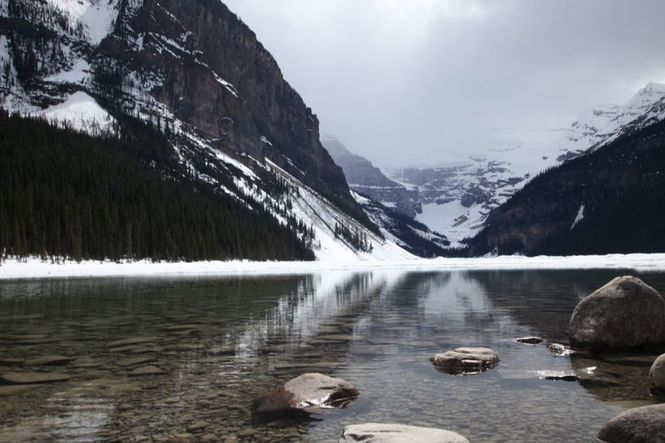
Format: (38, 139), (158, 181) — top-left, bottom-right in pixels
(1, 371), (70, 384)
(129, 366), (165, 376)
(187, 421), (209, 432)
(535, 370), (579, 381)
(515, 336), (543, 345)
(547, 343), (570, 356)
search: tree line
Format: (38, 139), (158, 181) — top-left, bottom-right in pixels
(0, 110), (315, 262)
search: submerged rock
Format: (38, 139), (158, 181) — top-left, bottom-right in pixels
(253, 372), (359, 415)
(598, 404), (665, 443)
(430, 347), (499, 374)
(109, 336), (158, 348)
(339, 423), (470, 443)
(547, 343), (571, 356)
(129, 366), (165, 376)
(515, 336), (543, 345)
(24, 355), (75, 366)
(568, 276), (665, 350)
(117, 357), (155, 367)
(0, 384), (41, 396)
(649, 353), (665, 399)
(1, 371), (70, 384)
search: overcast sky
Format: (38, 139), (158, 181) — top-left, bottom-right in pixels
(225, 0), (665, 168)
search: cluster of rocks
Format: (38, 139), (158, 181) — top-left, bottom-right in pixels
(565, 276), (665, 443)
(253, 373), (470, 441)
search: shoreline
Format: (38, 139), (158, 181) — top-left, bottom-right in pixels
(1, 253), (665, 280)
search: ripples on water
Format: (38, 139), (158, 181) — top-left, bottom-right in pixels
(0, 270), (663, 442)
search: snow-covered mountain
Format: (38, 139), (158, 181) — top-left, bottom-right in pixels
(0, 0), (413, 261)
(388, 82), (665, 247)
(322, 135), (419, 218)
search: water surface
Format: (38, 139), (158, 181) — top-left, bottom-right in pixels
(0, 269), (663, 442)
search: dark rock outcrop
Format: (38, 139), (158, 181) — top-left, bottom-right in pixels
(568, 276), (665, 350)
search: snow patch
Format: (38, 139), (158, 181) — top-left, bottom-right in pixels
(45, 58), (91, 84)
(47, 0), (120, 45)
(40, 91), (115, 134)
(570, 204), (585, 230)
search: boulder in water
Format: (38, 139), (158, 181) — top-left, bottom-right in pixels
(253, 372), (359, 415)
(568, 276), (665, 350)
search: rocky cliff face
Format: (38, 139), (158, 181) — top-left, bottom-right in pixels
(0, 0), (412, 260)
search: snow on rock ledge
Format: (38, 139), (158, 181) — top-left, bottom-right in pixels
(40, 91), (116, 135)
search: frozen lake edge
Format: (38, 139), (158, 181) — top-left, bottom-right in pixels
(2, 254), (665, 280)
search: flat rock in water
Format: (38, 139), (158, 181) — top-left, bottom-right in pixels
(253, 372), (359, 415)
(24, 355), (75, 366)
(129, 366), (165, 376)
(430, 347), (499, 374)
(1, 371), (70, 384)
(339, 423), (470, 443)
(515, 336), (543, 345)
(598, 404), (665, 443)
(109, 336), (158, 348)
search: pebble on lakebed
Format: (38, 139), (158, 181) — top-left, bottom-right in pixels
(430, 347), (499, 375)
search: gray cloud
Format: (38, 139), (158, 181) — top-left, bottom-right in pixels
(224, 0), (665, 167)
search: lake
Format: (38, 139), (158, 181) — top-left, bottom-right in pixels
(0, 269), (663, 442)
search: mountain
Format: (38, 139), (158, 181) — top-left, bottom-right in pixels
(0, 0), (413, 261)
(321, 136), (449, 257)
(322, 135), (420, 218)
(465, 117), (665, 256)
(352, 192), (450, 258)
(387, 83), (665, 247)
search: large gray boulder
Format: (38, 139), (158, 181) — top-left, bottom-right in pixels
(253, 373), (359, 415)
(650, 353), (665, 398)
(339, 423), (470, 443)
(568, 276), (665, 350)
(598, 404), (665, 443)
